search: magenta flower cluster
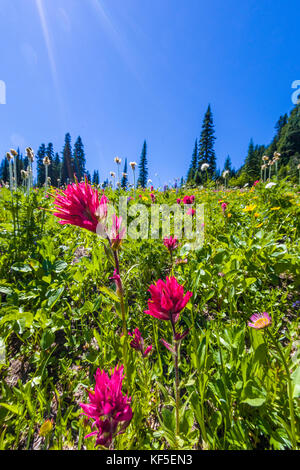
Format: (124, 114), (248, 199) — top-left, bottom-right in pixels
(80, 365), (132, 448)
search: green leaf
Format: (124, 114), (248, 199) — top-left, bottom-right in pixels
(0, 311), (33, 328)
(40, 330), (55, 350)
(161, 407), (175, 431)
(0, 285), (12, 295)
(98, 285), (120, 303)
(53, 260), (68, 273)
(0, 403), (22, 416)
(93, 329), (102, 349)
(47, 287), (65, 308)
(245, 277), (257, 287)
(291, 366), (300, 398)
(11, 263), (32, 273)
(253, 342), (268, 366)
(241, 380), (267, 407)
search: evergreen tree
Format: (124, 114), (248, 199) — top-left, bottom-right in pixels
(85, 170), (91, 183)
(102, 178), (109, 189)
(223, 155), (232, 175)
(198, 105), (216, 180)
(244, 139), (265, 181)
(52, 152), (61, 186)
(266, 114), (288, 160)
(187, 139), (198, 183)
(278, 104), (300, 166)
(62, 133), (74, 184)
(15, 148), (24, 186)
(0, 157), (9, 182)
(36, 144), (46, 186)
(137, 140), (148, 188)
(244, 139), (255, 179)
(73, 136), (86, 181)
(45, 143), (55, 184)
(92, 170), (100, 185)
(121, 158), (128, 189)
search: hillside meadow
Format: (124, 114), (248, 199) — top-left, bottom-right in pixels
(0, 180), (299, 450)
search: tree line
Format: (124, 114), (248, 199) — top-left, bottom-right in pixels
(1, 102), (299, 189)
(186, 102), (300, 186)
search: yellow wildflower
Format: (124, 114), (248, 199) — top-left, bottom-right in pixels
(227, 213), (232, 218)
(254, 213), (260, 218)
(39, 419), (53, 437)
(243, 204), (257, 212)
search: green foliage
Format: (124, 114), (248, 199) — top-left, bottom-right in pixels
(0, 182), (299, 450)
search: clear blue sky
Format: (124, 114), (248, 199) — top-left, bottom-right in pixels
(0, 0), (298, 186)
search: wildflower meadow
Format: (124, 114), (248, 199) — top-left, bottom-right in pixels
(0, 175), (299, 451)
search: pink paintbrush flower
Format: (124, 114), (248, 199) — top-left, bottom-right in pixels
(221, 202), (228, 212)
(163, 235), (179, 252)
(128, 328), (152, 357)
(53, 177), (107, 233)
(186, 208), (196, 216)
(144, 276), (192, 324)
(248, 312), (272, 330)
(183, 195), (195, 205)
(109, 214), (126, 250)
(110, 269), (123, 296)
(80, 365), (132, 448)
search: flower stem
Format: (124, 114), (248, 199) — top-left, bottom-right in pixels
(171, 320), (180, 443)
(266, 329), (298, 450)
(112, 247), (128, 374)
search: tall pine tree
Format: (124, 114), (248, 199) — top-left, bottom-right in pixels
(92, 170), (100, 185)
(36, 144), (46, 186)
(223, 155), (232, 175)
(198, 105), (216, 180)
(62, 133), (74, 184)
(73, 136), (86, 181)
(52, 152), (61, 186)
(137, 141), (148, 188)
(46, 143), (54, 184)
(243, 139), (265, 182)
(0, 156), (9, 182)
(121, 158), (128, 189)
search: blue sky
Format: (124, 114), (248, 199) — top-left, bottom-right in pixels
(0, 0), (298, 186)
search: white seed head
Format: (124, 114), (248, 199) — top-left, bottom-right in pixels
(201, 163), (210, 171)
(26, 147), (34, 162)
